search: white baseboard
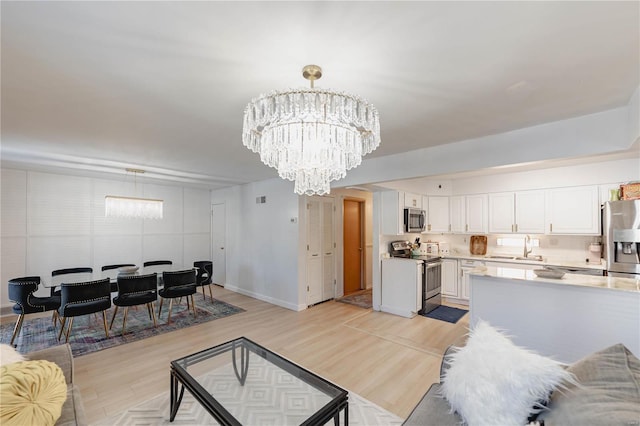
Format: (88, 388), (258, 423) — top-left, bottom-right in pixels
(224, 284), (305, 312)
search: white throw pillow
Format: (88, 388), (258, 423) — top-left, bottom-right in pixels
(441, 321), (573, 426)
(0, 344), (25, 366)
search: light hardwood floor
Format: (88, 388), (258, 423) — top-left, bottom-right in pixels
(68, 287), (469, 423)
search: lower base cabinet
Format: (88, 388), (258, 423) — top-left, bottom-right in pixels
(441, 259), (459, 298)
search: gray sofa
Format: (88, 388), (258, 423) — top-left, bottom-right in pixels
(403, 343), (640, 425)
(25, 344), (87, 426)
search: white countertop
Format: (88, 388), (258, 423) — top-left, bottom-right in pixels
(442, 253), (605, 270)
(470, 265), (640, 293)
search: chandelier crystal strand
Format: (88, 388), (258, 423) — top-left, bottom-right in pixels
(242, 65), (380, 196)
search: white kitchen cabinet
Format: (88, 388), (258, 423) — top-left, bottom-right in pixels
(450, 196), (465, 233)
(381, 258), (423, 318)
(458, 259), (484, 304)
(489, 190), (545, 234)
(404, 192), (422, 209)
(425, 196), (450, 233)
(515, 190), (546, 233)
(466, 194), (488, 233)
(545, 186), (599, 235)
(488, 192), (515, 233)
(381, 191), (404, 235)
(441, 259), (458, 297)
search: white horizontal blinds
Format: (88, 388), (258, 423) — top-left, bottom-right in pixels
(28, 172), (91, 236)
(142, 234), (183, 265)
(93, 235), (143, 268)
(183, 234), (210, 267)
(183, 188), (211, 234)
(143, 184), (183, 235)
(1, 169), (27, 237)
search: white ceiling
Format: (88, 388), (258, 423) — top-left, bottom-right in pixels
(2, 1), (638, 189)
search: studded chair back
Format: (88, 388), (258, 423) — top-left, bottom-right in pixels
(193, 260), (214, 301)
(8, 276), (61, 346)
(50, 267), (94, 296)
(158, 269), (197, 324)
(110, 273), (158, 335)
(58, 278), (111, 343)
(101, 264), (136, 292)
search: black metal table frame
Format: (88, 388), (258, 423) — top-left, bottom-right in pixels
(170, 337), (348, 425)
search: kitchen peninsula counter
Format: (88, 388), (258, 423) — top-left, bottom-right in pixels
(468, 266), (640, 363)
(471, 265), (639, 292)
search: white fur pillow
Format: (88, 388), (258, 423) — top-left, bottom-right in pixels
(0, 345), (25, 366)
(441, 321), (573, 426)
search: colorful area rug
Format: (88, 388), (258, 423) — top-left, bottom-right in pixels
(1, 298), (244, 357)
(92, 356), (403, 426)
(335, 289), (372, 309)
(422, 305), (468, 324)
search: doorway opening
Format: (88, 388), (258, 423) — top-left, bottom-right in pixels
(343, 199), (364, 296)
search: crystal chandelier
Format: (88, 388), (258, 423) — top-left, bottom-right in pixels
(242, 65), (381, 195)
(105, 195), (163, 219)
(105, 169), (163, 219)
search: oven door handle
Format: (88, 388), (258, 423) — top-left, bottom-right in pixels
(424, 261), (442, 270)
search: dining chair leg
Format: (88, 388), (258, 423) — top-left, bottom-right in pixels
(186, 297), (190, 310)
(158, 298), (164, 318)
(58, 317), (67, 341)
(109, 305), (119, 330)
(121, 307), (129, 336)
(64, 317), (74, 343)
(191, 295), (197, 318)
(167, 299), (173, 324)
(208, 284), (213, 301)
(102, 311), (109, 339)
(10, 314), (25, 347)
(146, 303), (153, 320)
(149, 302), (157, 328)
(201, 286), (206, 298)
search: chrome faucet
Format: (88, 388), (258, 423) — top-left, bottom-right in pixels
(523, 235), (533, 258)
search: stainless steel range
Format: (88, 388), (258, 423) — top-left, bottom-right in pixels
(389, 241), (442, 314)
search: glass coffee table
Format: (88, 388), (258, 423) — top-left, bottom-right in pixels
(170, 337), (349, 425)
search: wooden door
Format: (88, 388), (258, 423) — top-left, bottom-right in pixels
(343, 199), (363, 295)
(211, 203), (226, 286)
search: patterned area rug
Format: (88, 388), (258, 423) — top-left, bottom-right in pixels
(335, 289), (372, 309)
(1, 297), (244, 357)
(92, 357), (403, 426)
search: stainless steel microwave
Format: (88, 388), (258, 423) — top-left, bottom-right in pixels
(404, 208), (426, 233)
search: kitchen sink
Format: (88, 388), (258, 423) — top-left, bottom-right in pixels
(485, 255), (545, 261)
(515, 255), (544, 261)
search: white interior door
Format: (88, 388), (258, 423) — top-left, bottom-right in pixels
(306, 198), (323, 305)
(211, 203), (226, 286)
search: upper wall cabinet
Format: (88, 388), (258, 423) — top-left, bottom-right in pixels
(381, 191), (404, 235)
(489, 190), (545, 234)
(449, 195), (487, 234)
(424, 196), (449, 233)
(545, 186), (599, 235)
(404, 192), (422, 209)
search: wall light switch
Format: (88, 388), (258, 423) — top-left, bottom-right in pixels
(290, 217), (298, 223)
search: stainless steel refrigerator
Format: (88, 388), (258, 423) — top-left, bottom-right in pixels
(603, 200), (640, 278)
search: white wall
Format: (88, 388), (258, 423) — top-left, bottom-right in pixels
(211, 178), (303, 311)
(0, 168), (211, 313)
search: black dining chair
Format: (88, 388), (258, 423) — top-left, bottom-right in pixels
(158, 269), (197, 324)
(110, 273), (158, 336)
(193, 260), (214, 301)
(143, 260), (172, 268)
(57, 278), (111, 343)
(8, 276), (61, 347)
(50, 267), (93, 296)
(101, 264), (136, 292)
